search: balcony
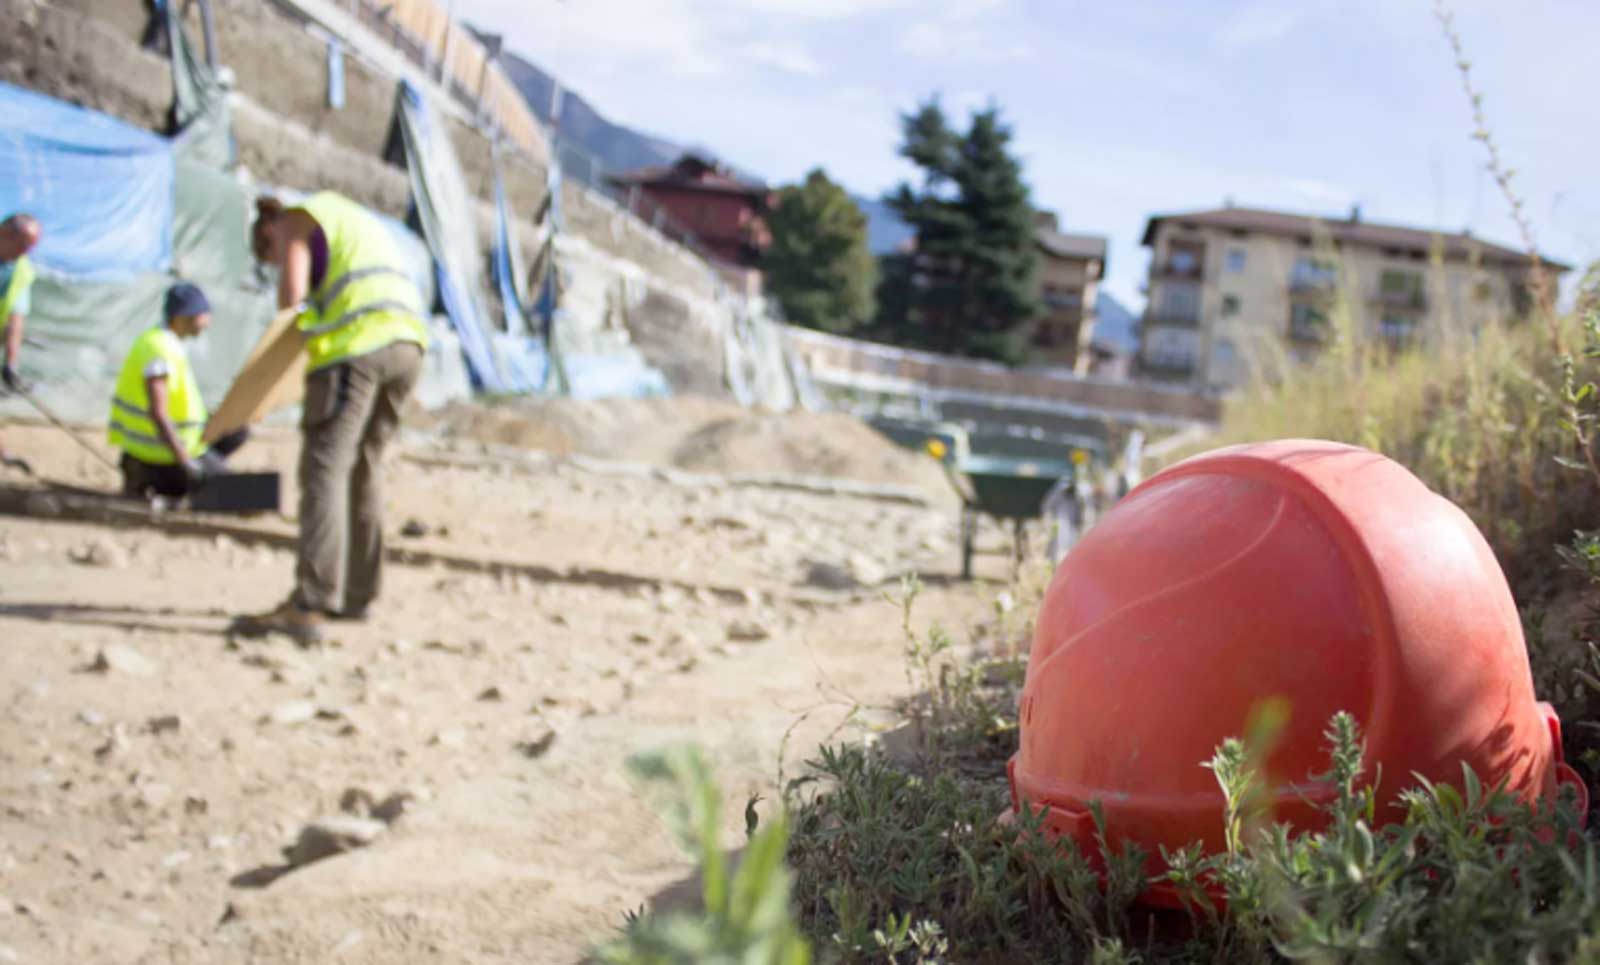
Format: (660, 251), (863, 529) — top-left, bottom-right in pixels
(1150, 262), (1203, 281)
(1373, 288), (1428, 311)
(1140, 353), (1197, 376)
(1142, 310), (1201, 328)
(1288, 276), (1338, 296)
(1287, 318), (1329, 344)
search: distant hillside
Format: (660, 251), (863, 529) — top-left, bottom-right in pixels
(491, 45), (681, 175)
(1093, 291), (1138, 354)
(856, 196), (915, 255)
(486, 38), (912, 255)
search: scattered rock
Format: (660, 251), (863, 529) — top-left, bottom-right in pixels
(263, 700), (318, 726)
(137, 909), (162, 927)
(184, 795), (209, 816)
(803, 560), (858, 591)
(73, 536), (129, 569)
(430, 727), (466, 749)
(516, 727), (558, 759)
(629, 632), (652, 647)
(161, 850), (193, 869)
(726, 619), (772, 643)
(77, 709), (106, 727)
(399, 519), (429, 539)
(847, 552), (888, 587)
(476, 686), (503, 702)
(94, 724), (130, 762)
(283, 816), (387, 867)
(88, 644), (155, 677)
(206, 835), (233, 851)
(146, 714), (183, 735)
(371, 791), (417, 825)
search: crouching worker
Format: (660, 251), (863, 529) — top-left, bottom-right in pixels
(109, 282), (247, 498)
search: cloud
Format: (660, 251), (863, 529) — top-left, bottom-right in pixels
(895, 0), (1032, 64)
(738, 41), (824, 76)
(1214, 6), (1300, 49)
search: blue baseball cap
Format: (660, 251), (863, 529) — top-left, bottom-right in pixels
(164, 282), (212, 319)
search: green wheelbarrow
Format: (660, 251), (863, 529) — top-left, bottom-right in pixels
(940, 454), (1076, 581)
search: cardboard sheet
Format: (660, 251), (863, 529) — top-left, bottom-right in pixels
(204, 307), (306, 442)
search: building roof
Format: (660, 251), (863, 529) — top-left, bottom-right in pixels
(1038, 228), (1108, 266)
(1140, 205), (1570, 271)
(610, 153), (769, 198)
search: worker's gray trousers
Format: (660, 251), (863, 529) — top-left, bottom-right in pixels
(295, 340), (424, 615)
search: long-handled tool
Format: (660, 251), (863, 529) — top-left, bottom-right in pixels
(11, 383), (122, 476)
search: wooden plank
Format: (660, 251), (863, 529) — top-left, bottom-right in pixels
(205, 308), (306, 443)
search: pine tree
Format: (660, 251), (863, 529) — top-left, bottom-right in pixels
(881, 98), (1040, 363)
(764, 169), (877, 334)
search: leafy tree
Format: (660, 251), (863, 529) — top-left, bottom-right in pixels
(763, 169), (877, 335)
(881, 98), (1040, 364)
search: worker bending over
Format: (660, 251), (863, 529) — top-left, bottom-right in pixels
(236, 192), (429, 643)
(109, 283), (247, 498)
(0, 213), (42, 473)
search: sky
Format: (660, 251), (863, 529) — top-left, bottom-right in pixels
(451, 0), (1600, 309)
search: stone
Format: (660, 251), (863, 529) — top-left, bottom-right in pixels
(283, 816), (387, 867)
(264, 700), (317, 726)
(89, 644), (155, 677)
(206, 835), (232, 851)
(94, 724), (130, 762)
(516, 727), (558, 760)
(803, 560), (858, 591)
(847, 553), (888, 587)
(74, 537), (129, 569)
(726, 619), (772, 644)
(161, 850), (192, 869)
(476, 686), (503, 702)
(430, 727), (466, 749)
(77, 709), (107, 727)
(146, 714), (183, 735)
(370, 791), (416, 825)
(399, 519), (429, 538)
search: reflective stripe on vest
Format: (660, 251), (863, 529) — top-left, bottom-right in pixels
(107, 327), (208, 465)
(0, 255), (35, 321)
(293, 192), (429, 372)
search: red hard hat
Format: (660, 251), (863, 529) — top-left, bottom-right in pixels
(1009, 439), (1585, 907)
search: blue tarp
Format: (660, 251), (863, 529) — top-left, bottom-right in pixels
(396, 81), (527, 393)
(0, 81), (174, 279)
(491, 170), (529, 334)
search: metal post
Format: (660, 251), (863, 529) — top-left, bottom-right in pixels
(197, 0), (218, 68)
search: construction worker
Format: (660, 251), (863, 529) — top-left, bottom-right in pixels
(109, 282), (248, 498)
(235, 192), (429, 643)
(0, 213), (42, 473)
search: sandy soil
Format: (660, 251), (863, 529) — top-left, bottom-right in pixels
(0, 403), (1002, 964)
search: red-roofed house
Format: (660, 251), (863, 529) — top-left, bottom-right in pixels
(610, 154), (775, 292)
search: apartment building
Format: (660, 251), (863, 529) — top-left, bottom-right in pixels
(1032, 211), (1107, 373)
(1137, 205), (1568, 390)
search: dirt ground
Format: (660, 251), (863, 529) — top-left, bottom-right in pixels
(0, 402), (1004, 964)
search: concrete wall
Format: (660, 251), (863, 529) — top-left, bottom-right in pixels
(786, 326), (1222, 425)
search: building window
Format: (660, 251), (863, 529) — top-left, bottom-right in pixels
(1290, 257), (1338, 291)
(1157, 282), (1200, 323)
(1221, 294), (1241, 317)
(1165, 240), (1204, 277)
(1379, 269), (1425, 309)
(1289, 303), (1329, 343)
(1043, 285), (1083, 311)
(1225, 248), (1246, 273)
(1380, 314), (1419, 348)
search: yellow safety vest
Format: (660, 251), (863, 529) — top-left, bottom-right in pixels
(1, 254), (35, 320)
(293, 192), (429, 372)
(107, 326), (208, 465)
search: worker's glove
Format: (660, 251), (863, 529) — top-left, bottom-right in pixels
(1, 364), (23, 393)
(182, 459), (210, 492)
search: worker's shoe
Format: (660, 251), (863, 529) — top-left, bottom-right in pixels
(230, 599), (327, 646)
(329, 605), (370, 624)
